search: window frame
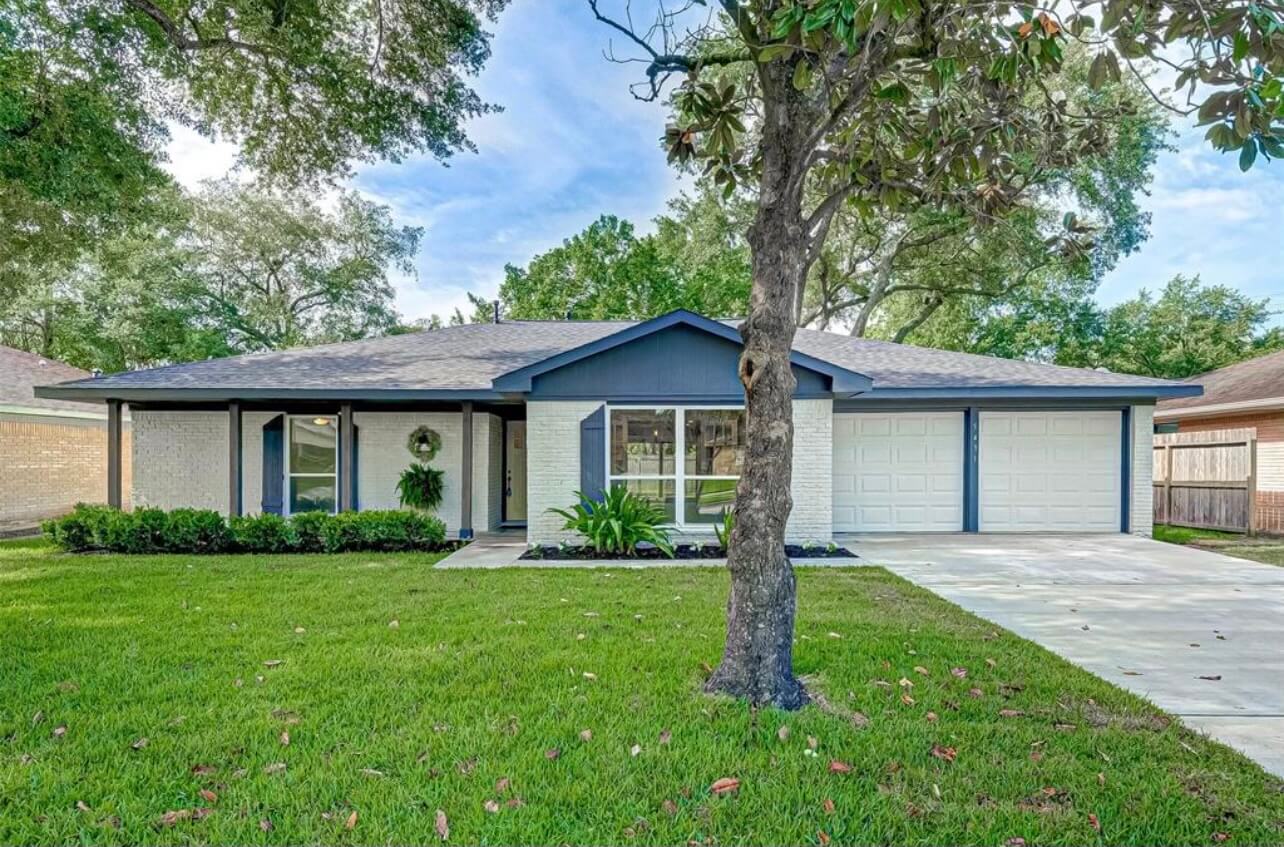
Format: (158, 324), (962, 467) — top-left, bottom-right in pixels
(283, 414), (340, 516)
(604, 404), (744, 530)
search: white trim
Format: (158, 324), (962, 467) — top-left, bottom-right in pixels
(0, 403), (110, 421)
(1154, 396), (1284, 421)
(604, 404), (743, 531)
(284, 414), (339, 515)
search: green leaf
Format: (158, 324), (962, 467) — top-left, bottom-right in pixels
(1233, 31), (1250, 62)
(792, 60), (813, 91)
(757, 44), (794, 63)
(1239, 138), (1258, 171)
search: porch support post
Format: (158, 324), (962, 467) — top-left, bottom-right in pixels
(106, 399), (123, 509)
(459, 401), (474, 539)
(339, 402), (354, 512)
(229, 400), (243, 517)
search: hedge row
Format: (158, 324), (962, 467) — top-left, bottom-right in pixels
(42, 504), (449, 554)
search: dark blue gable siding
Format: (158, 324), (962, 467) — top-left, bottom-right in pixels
(527, 324), (830, 400)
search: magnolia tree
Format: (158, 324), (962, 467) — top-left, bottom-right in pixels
(589, 0), (1281, 707)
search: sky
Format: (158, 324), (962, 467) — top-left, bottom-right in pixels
(165, 0), (1284, 325)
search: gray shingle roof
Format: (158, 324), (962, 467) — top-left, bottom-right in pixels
(38, 318), (1188, 398)
(1157, 348), (1284, 413)
(0, 346), (95, 412)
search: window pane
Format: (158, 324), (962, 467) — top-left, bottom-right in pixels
(290, 417), (337, 474)
(615, 480), (675, 523)
(610, 409), (675, 476)
(290, 477), (335, 514)
(684, 479), (738, 523)
(685, 409), (746, 476)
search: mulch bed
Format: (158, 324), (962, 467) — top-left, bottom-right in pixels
(519, 543), (857, 561)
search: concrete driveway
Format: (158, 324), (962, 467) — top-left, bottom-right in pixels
(842, 533), (1284, 778)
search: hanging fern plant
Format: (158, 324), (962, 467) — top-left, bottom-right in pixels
(397, 463), (445, 511)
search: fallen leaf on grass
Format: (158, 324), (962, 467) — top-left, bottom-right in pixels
(157, 809), (192, 827)
(388, 620), (399, 629)
(777, 725), (790, 742)
(1212, 833), (1231, 843)
(191, 764), (216, 776)
(1089, 813), (1101, 832)
(967, 687), (984, 698)
(263, 763), (286, 775)
(898, 677), (914, 688)
(822, 798), (835, 814)
(484, 799), (500, 814)
(545, 747), (561, 760)
(495, 777), (510, 793)
(259, 819), (273, 832)
(914, 666), (929, 676)
(930, 745), (957, 763)
(999, 709), (1025, 718)
(582, 671), (597, 681)
(926, 711), (938, 722)
(829, 760), (853, 774)
(659, 728), (671, 745)
(1004, 839), (1026, 847)
(662, 799), (678, 816)
(951, 667), (968, 678)
(52, 725), (67, 738)
(630, 744), (642, 757)
(900, 693), (915, 706)
(579, 729), (592, 742)
(807, 735), (819, 750)
(75, 801), (91, 813)
(199, 789), (217, 804)
(279, 731), (290, 746)
(710, 777), (740, 795)
(434, 809), (449, 840)
(131, 737), (148, 751)
(263, 660), (283, 668)
(1055, 723), (1077, 732)
(345, 811), (358, 830)
(361, 768), (385, 778)
(505, 797), (525, 809)
(819, 830), (831, 845)
(31, 710), (43, 726)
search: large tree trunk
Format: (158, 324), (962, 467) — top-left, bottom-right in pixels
(704, 60), (814, 710)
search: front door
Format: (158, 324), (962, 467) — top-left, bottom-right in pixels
(504, 420), (527, 523)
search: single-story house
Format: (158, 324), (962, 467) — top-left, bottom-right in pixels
(1, 345), (131, 527)
(36, 310), (1199, 543)
(1155, 349), (1284, 532)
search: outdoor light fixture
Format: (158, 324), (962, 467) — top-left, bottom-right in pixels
(313, 417), (331, 426)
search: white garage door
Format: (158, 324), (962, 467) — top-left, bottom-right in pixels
(979, 411), (1121, 532)
(833, 413), (964, 532)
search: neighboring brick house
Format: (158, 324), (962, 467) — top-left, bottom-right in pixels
(1155, 349), (1284, 533)
(0, 346), (131, 528)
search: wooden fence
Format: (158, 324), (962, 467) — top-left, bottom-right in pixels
(1153, 428), (1257, 534)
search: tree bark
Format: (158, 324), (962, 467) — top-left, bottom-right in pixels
(704, 59), (816, 710)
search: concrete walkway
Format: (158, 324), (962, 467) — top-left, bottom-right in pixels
(845, 533), (1284, 778)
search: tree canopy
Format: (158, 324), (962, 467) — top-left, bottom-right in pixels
(0, 181), (420, 372)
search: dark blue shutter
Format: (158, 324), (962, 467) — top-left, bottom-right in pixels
(261, 415), (285, 515)
(351, 424), (360, 510)
(580, 406), (606, 502)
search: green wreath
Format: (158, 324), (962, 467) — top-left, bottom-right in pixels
(406, 425), (442, 461)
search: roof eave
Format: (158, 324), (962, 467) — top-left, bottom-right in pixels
(853, 384), (1203, 400)
(1154, 394), (1284, 420)
(34, 385), (508, 404)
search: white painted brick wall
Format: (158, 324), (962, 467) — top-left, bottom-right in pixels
(789, 398), (834, 542)
(1131, 404), (1154, 537)
(132, 411), (229, 513)
(240, 411), (282, 515)
(525, 399), (834, 545)
(526, 401), (600, 544)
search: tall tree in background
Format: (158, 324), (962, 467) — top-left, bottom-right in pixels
(0, 181), (420, 371)
(1095, 276), (1283, 378)
(590, 0), (1281, 707)
(2, 0), (505, 294)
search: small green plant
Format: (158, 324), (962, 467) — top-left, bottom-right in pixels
(41, 503), (118, 552)
(290, 511), (330, 552)
(713, 507), (735, 549)
(397, 463), (446, 511)
(550, 486), (675, 557)
(165, 509), (233, 554)
(826, 540), (839, 554)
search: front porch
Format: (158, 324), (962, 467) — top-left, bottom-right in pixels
(113, 400), (530, 540)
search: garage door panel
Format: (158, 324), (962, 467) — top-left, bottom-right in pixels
(979, 411), (1120, 533)
(833, 412), (963, 532)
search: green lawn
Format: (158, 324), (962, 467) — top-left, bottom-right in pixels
(2, 539), (1281, 846)
(1153, 524), (1284, 566)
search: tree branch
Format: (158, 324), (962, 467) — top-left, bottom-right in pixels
(124, 0), (277, 58)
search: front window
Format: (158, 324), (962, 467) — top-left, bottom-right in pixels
(288, 416), (337, 514)
(607, 407), (744, 527)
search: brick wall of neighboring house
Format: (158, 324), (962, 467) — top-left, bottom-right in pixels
(1170, 410), (1284, 533)
(1130, 405), (1155, 537)
(0, 413), (131, 524)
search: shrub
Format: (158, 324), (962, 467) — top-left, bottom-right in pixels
(713, 508), (735, 549)
(165, 509), (232, 554)
(550, 486), (674, 557)
(103, 508), (169, 554)
(229, 514), (295, 554)
(42, 503), (119, 552)
(322, 510), (446, 552)
(290, 511), (330, 553)
(396, 464), (446, 511)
